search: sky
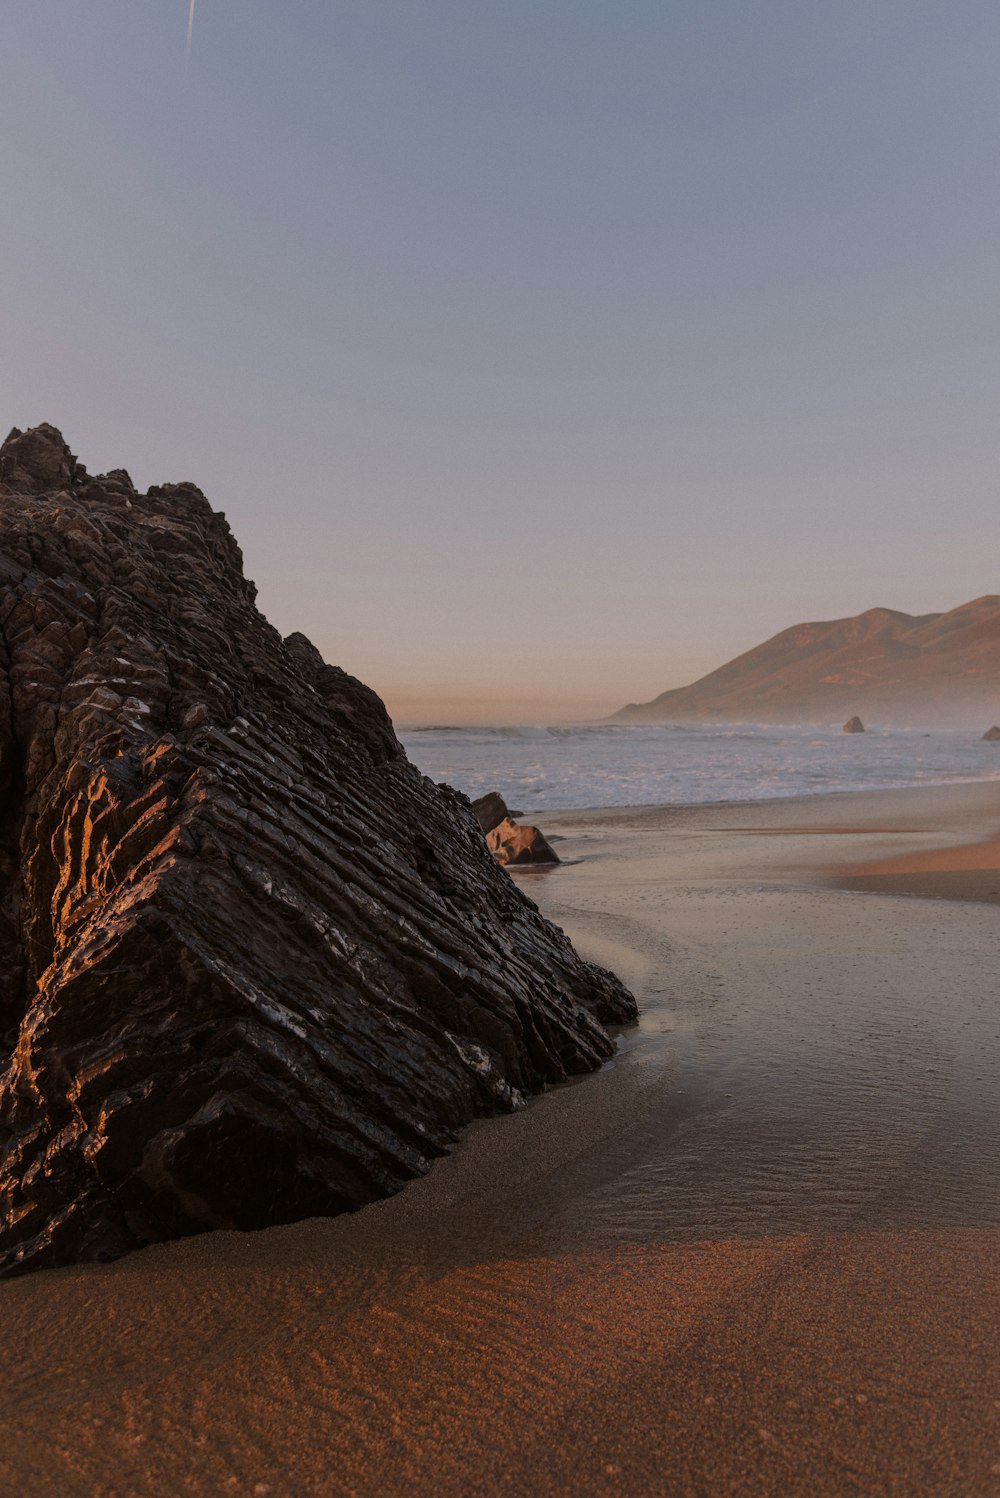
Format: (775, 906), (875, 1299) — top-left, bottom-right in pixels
(2, 2), (1000, 724)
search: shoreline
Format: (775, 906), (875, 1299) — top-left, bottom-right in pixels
(2, 778), (1000, 1493)
(532, 778), (1000, 906)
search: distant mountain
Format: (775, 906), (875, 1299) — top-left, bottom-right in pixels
(613, 596), (1000, 727)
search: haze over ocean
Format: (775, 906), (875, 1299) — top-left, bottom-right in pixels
(401, 723), (1000, 813)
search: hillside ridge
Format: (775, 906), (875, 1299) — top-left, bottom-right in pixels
(614, 595), (1000, 726)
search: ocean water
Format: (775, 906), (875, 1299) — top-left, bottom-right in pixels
(398, 723), (1000, 812)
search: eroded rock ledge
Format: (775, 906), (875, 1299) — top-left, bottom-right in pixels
(0, 424), (634, 1275)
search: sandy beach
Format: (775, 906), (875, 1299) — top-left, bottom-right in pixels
(2, 778), (999, 1496)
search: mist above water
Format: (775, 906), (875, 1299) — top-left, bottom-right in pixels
(400, 723), (1000, 813)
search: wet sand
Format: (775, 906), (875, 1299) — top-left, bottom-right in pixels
(1, 779), (999, 1496)
(829, 802), (1000, 905)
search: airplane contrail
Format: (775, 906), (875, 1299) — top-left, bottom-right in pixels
(186, 0), (196, 65)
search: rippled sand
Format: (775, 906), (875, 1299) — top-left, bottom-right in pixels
(1, 781), (999, 1495)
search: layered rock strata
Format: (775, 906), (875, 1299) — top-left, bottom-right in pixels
(0, 424), (634, 1275)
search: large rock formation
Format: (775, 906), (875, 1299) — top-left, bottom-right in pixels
(983, 726), (1000, 741)
(614, 599), (1000, 727)
(0, 424), (634, 1276)
(842, 716), (865, 734)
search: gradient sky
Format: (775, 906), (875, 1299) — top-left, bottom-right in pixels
(3, 3), (1000, 723)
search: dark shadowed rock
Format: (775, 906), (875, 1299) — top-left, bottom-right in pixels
(983, 726), (1000, 741)
(471, 791), (510, 834)
(0, 424), (634, 1276)
(487, 819), (560, 867)
(843, 716), (865, 733)
(0, 423), (82, 492)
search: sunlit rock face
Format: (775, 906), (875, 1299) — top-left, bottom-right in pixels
(0, 424), (634, 1275)
(486, 819), (560, 866)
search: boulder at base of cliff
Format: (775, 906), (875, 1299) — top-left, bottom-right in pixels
(982, 726), (1000, 741)
(471, 790), (510, 834)
(487, 818), (560, 866)
(843, 716), (865, 733)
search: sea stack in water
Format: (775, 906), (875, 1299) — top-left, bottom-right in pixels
(0, 424), (634, 1276)
(843, 716), (865, 733)
(982, 726), (1000, 741)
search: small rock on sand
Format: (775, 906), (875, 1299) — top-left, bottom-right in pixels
(486, 818), (560, 867)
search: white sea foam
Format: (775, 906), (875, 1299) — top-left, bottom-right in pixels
(399, 723), (1000, 812)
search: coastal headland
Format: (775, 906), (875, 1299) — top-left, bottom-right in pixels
(1, 778), (998, 1494)
(612, 597), (1000, 728)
